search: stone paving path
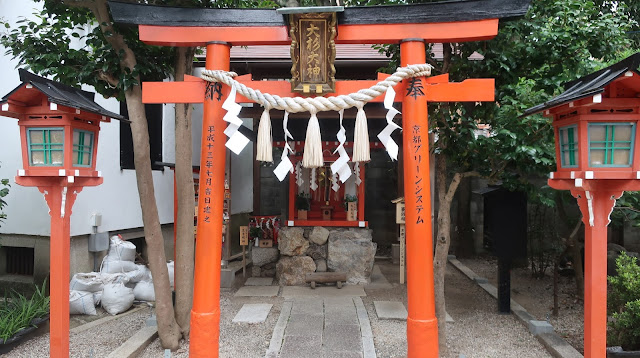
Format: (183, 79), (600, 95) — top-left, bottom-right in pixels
(267, 297), (375, 358)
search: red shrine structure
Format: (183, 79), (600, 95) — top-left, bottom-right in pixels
(109, 1), (531, 357)
(523, 53), (640, 358)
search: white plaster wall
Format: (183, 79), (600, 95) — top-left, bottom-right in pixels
(0, 1), (175, 237)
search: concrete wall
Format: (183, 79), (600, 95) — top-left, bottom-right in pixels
(0, 1), (176, 282)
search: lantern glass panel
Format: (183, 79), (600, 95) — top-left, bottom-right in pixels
(588, 123), (634, 167)
(559, 126), (578, 167)
(27, 128), (64, 166)
(73, 130), (93, 167)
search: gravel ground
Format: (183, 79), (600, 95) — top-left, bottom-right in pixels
(367, 261), (552, 358)
(4, 258), (577, 357)
(4, 306), (153, 358)
(460, 256), (584, 354)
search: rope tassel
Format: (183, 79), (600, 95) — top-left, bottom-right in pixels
(303, 113), (323, 168)
(256, 108), (273, 162)
(352, 105), (370, 163)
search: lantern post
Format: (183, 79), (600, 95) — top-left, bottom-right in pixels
(523, 53), (640, 358)
(0, 69), (123, 358)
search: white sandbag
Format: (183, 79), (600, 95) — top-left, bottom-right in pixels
(100, 256), (138, 274)
(100, 272), (129, 285)
(125, 264), (151, 283)
(93, 291), (103, 306)
(69, 290), (97, 316)
(69, 272), (103, 293)
(133, 281), (155, 302)
(101, 283), (135, 315)
(106, 235), (137, 262)
(167, 261), (174, 290)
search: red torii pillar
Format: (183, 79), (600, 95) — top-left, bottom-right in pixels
(141, 23), (496, 358)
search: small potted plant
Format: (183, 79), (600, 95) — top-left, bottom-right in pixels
(344, 195), (358, 221)
(607, 252), (640, 357)
(296, 193), (310, 220)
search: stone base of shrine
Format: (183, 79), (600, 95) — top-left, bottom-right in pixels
(276, 227), (376, 285)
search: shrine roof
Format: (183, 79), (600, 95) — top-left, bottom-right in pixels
(226, 44), (484, 62)
(1, 69), (125, 121)
(108, 0), (531, 27)
(522, 52), (640, 117)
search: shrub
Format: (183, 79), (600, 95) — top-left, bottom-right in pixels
(0, 280), (50, 343)
(608, 252), (640, 350)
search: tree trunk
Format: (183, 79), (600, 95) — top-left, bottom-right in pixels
(454, 176), (473, 258)
(76, 0), (182, 349)
(125, 86), (181, 350)
(173, 46), (196, 336)
(434, 153), (471, 354)
(554, 193), (584, 298)
(434, 154), (449, 354)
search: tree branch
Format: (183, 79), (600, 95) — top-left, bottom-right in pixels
(97, 70), (119, 87)
(445, 171), (479, 202)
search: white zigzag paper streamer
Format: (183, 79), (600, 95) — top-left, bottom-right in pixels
(310, 167), (318, 191)
(332, 172), (339, 192)
(354, 163), (362, 186)
(274, 112), (294, 181)
(221, 86), (250, 155)
(330, 109), (352, 183)
(295, 161), (303, 187)
(377, 86), (402, 160)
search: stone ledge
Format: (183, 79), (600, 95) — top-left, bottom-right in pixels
(106, 326), (158, 358)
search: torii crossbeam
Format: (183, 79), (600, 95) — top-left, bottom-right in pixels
(109, 1), (531, 357)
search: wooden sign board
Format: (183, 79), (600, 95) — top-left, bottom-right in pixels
(396, 203), (405, 224)
(289, 12), (337, 95)
(239, 226), (249, 246)
(347, 202), (357, 221)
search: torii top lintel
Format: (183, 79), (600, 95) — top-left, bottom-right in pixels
(108, 0), (531, 46)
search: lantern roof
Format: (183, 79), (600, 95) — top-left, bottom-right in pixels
(0, 69), (125, 121)
(522, 52), (640, 117)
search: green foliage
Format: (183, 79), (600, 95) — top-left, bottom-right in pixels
(0, 163), (9, 227)
(527, 202), (564, 278)
(296, 193), (310, 211)
(343, 194), (357, 209)
(249, 226), (262, 239)
(608, 253), (640, 350)
(0, 280), (50, 343)
(0, 0), (278, 101)
(611, 192), (640, 228)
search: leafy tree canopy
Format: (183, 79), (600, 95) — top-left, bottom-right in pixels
(0, 0), (277, 101)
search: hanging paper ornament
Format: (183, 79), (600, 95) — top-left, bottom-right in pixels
(303, 112), (324, 168)
(377, 86), (402, 161)
(274, 112), (294, 181)
(310, 167), (318, 191)
(331, 172), (339, 192)
(221, 86), (250, 154)
(256, 107), (273, 162)
(295, 161), (304, 187)
(354, 163), (362, 186)
(330, 109), (352, 183)
(352, 104), (370, 162)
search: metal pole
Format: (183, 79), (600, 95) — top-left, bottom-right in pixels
(400, 39), (438, 358)
(190, 42), (230, 358)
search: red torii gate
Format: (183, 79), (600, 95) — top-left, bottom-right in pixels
(110, 1), (530, 357)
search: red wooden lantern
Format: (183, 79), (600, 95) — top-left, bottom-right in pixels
(523, 53), (640, 358)
(1, 70), (122, 180)
(1, 69), (123, 358)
